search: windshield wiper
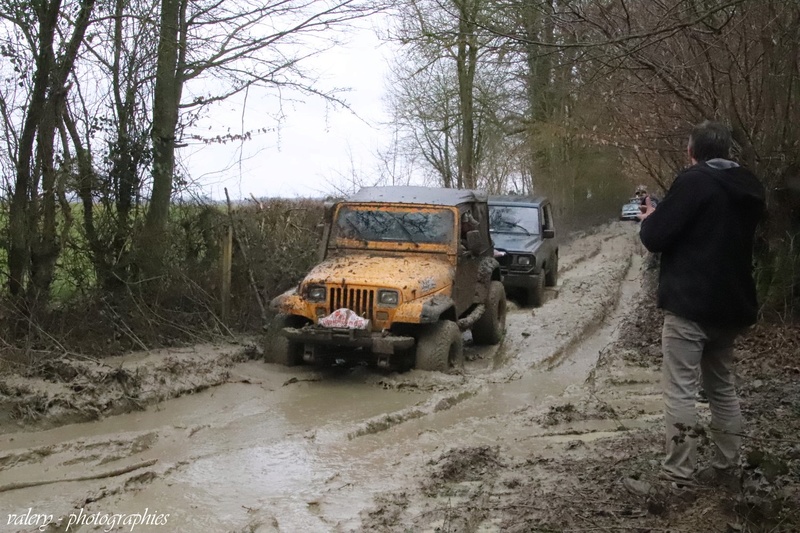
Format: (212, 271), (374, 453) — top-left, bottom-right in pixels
(493, 222), (531, 236)
(392, 217), (421, 247)
(343, 218), (368, 243)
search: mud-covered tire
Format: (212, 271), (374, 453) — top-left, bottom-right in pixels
(472, 281), (507, 345)
(264, 314), (306, 366)
(414, 321), (464, 372)
(545, 255), (558, 287)
(527, 273), (545, 307)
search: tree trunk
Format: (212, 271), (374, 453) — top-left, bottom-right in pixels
(7, 0), (61, 298)
(63, 107), (111, 286)
(31, 0), (98, 301)
(29, 97), (60, 301)
(141, 0), (185, 277)
(456, 0), (478, 189)
(8, 0), (96, 304)
(108, 0), (141, 287)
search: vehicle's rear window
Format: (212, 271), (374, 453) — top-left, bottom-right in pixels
(489, 205), (540, 235)
(333, 206), (455, 245)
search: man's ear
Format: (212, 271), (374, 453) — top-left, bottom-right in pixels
(687, 144), (698, 165)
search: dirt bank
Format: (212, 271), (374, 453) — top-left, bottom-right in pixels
(0, 343), (251, 433)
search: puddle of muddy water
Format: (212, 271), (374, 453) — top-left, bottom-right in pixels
(0, 364), (432, 532)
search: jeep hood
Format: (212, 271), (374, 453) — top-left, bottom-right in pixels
(304, 254), (454, 298)
(490, 232), (543, 254)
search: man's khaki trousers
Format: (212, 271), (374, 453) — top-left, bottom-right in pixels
(661, 311), (743, 481)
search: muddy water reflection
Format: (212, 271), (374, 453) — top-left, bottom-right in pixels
(0, 366), (429, 532)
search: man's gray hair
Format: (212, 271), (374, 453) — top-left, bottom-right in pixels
(688, 120), (732, 162)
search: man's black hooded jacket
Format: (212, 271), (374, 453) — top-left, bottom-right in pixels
(640, 160), (766, 328)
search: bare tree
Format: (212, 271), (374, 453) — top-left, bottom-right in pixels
(61, 0), (158, 289)
(141, 0), (382, 275)
(3, 0), (97, 305)
(387, 0), (522, 189)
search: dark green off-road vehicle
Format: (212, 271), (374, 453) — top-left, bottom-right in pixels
(489, 195), (559, 307)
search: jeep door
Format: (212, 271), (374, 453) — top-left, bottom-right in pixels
(454, 203), (484, 316)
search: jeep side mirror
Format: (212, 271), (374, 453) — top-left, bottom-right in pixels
(465, 230), (483, 255)
(542, 229), (555, 239)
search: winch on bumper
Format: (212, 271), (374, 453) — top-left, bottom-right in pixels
(283, 325), (415, 366)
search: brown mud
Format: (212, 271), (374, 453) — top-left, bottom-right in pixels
(0, 221), (797, 533)
(0, 344), (250, 433)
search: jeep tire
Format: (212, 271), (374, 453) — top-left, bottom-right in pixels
(472, 281), (507, 345)
(264, 314), (307, 366)
(415, 320), (464, 372)
(545, 254), (558, 287)
(528, 273), (545, 307)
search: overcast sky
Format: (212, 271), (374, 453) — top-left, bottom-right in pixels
(179, 19), (395, 201)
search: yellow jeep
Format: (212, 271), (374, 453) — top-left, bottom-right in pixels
(267, 186), (506, 371)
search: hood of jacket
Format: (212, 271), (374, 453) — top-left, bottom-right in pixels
(697, 160), (765, 208)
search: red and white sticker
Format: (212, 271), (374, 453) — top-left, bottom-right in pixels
(317, 308), (370, 329)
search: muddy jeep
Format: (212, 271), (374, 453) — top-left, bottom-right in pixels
(267, 186), (507, 371)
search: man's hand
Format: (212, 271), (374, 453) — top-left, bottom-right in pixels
(637, 196), (655, 221)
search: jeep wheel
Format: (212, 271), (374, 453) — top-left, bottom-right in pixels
(527, 273), (545, 307)
(545, 255), (558, 287)
(264, 314), (307, 366)
(415, 321), (464, 372)
(472, 281), (507, 345)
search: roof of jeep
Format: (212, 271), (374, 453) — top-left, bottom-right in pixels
(349, 186), (487, 206)
(488, 194), (548, 207)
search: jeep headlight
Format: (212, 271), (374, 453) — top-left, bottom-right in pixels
(377, 289), (399, 307)
(517, 256), (532, 266)
(306, 285), (327, 302)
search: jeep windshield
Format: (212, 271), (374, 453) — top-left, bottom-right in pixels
(488, 205), (540, 235)
(333, 205), (455, 245)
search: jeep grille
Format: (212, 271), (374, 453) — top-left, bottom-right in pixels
(329, 287), (375, 321)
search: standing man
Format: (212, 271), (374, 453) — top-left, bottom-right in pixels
(635, 185), (658, 209)
(637, 120), (765, 487)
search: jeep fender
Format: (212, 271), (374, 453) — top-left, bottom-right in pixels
(391, 290), (455, 325)
(478, 257), (502, 283)
(420, 293), (458, 323)
(270, 288), (306, 316)
(474, 257), (502, 302)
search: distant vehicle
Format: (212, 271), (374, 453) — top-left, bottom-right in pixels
(267, 186), (506, 372)
(620, 198), (642, 221)
(488, 195), (558, 307)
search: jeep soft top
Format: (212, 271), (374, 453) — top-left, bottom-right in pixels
(351, 186), (488, 206)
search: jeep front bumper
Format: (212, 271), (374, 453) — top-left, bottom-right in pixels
(283, 326), (415, 354)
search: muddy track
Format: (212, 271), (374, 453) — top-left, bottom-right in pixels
(0, 222), (646, 533)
